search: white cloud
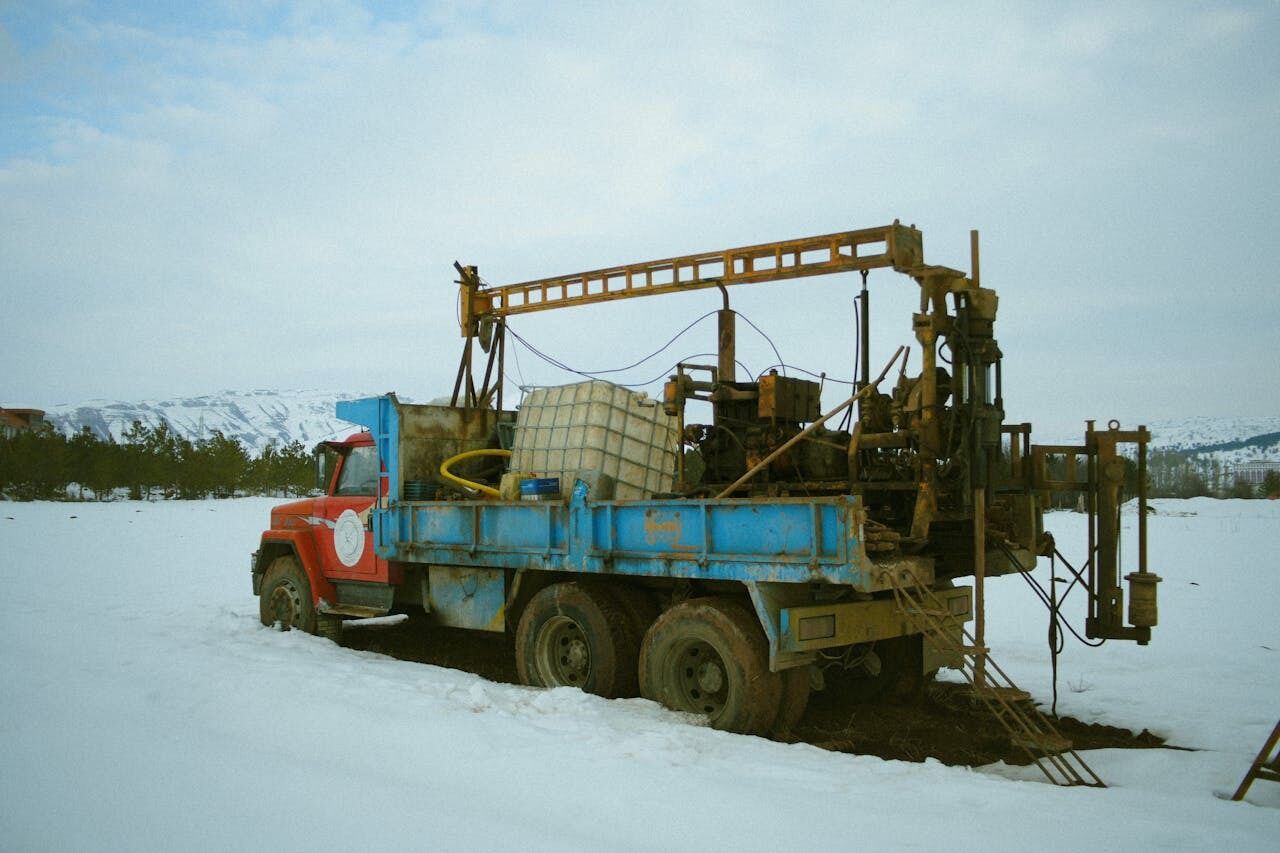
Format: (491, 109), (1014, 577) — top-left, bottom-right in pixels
(1, 1), (1277, 422)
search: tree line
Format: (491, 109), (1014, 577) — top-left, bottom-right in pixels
(1008, 448), (1276, 506)
(1146, 448), (1280, 499)
(0, 421), (315, 501)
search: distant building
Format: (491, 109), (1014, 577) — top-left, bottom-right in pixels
(0, 407), (47, 438)
(1233, 460), (1280, 486)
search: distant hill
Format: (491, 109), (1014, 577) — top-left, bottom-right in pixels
(41, 390), (377, 455)
(1037, 416), (1280, 466)
(36, 392), (1280, 465)
(1143, 417), (1280, 465)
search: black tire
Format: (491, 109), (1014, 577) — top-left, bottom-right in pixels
(515, 582), (640, 699)
(612, 585), (662, 641)
(259, 555), (317, 634)
(639, 597), (782, 736)
(771, 665), (812, 739)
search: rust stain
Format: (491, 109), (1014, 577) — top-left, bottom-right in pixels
(643, 510), (698, 551)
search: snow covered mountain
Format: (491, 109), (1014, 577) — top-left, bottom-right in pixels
(39, 391), (1280, 463)
(1143, 416), (1280, 453)
(41, 390), (379, 454)
(1131, 416), (1280, 466)
(1022, 417), (1280, 465)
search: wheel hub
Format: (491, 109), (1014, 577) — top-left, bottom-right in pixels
(564, 638), (589, 672)
(695, 660), (725, 694)
(268, 580), (302, 630)
(534, 615), (591, 686)
(673, 641), (728, 717)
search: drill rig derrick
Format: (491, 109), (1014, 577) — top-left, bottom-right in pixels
(449, 220), (1158, 645)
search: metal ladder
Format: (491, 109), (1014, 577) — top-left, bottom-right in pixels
(886, 572), (1105, 787)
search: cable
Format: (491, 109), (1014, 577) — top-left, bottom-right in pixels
(509, 336), (527, 388)
(992, 539), (1106, 715)
(1002, 541), (1106, 649)
(755, 363), (857, 387)
(620, 353), (753, 389)
(508, 334), (750, 392)
(506, 311), (717, 382)
(733, 310), (786, 377)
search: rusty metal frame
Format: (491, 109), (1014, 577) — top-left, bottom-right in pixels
(458, 222), (925, 336)
(1025, 422), (1158, 644)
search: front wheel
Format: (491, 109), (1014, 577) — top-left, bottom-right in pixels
(259, 555), (317, 634)
(639, 597), (782, 736)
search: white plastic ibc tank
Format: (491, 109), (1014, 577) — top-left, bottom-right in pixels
(510, 380), (677, 500)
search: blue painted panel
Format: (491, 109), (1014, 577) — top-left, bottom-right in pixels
(418, 504), (474, 547)
(706, 502), (817, 557)
(427, 565), (506, 632)
(337, 395), (400, 560)
(478, 503), (566, 551)
(372, 493), (869, 586)
(339, 393), (873, 588)
(607, 504), (704, 557)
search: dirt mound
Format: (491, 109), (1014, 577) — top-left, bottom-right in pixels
(338, 618), (1168, 767)
(796, 679), (1166, 766)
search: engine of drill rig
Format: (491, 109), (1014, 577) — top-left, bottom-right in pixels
(665, 370), (849, 488)
(662, 272), (1040, 581)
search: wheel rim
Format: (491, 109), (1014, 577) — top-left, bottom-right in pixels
(670, 640), (728, 717)
(533, 615), (591, 686)
(267, 578), (303, 630)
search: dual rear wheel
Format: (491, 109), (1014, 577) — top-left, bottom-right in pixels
(515, 586), (808, 737)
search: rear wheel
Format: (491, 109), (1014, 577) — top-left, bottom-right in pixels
(515, 582), (640, 698)
(639, 597), (782, 736)
(771, 666), (812, 738)
(259, 556), (317, 634)
(612, 585), (662, 641)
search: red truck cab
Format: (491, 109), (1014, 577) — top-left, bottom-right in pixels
(252, 432), (390, 634)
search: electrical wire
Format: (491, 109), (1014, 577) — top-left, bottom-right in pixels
(755, 363), (857, 387)
(509, 335), (527, 387)
(732, 310), (786, 377)
(993, 539), (1105, 714)
(507, 331), (750, 392)
(505, 311), (717, 381)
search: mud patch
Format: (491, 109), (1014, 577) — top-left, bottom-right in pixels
(796, 680), (1168, 767)
(337, 615), (1169, 767)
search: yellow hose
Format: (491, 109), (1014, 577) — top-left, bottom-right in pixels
(438, 448), (511, 499)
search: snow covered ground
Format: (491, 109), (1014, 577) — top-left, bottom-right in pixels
(1, 497), (1276, 850)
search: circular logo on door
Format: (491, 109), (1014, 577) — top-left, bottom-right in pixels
(333, 509), (365, 567)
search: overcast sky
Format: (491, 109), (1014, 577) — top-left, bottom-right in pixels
(2, 1), (1276, 437)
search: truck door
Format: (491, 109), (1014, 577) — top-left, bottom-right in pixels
(312, 443), (387, 581)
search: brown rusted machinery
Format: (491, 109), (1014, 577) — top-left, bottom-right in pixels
(451, 221), (1160, 645)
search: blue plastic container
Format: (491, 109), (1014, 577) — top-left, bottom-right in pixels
(519, 477), (561, 500)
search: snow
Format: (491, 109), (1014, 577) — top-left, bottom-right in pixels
(40, 390), (1280, 463)
(42, 390), (378, 454)
(1, 498), (1277, 850)
(1036, 417), (1280, 466)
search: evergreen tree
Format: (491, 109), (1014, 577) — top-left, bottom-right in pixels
(1230, 478), (1257, 499)
(203, 431), (249, 497)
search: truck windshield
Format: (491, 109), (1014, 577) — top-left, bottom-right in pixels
(334, 445), (379, 496)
